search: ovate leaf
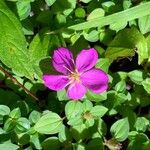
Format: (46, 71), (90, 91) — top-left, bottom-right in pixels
(110, 118), (129, 142)
(0, 0), (33, 79)
(65, 101), (83, 120)
(34, 112), (63, 134)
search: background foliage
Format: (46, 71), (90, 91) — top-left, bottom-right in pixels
(0, 0), (150, 149)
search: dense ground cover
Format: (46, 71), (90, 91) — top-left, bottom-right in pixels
(0, 0), (150, 149)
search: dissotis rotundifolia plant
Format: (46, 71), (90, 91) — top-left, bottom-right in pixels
(0, 0), (150, 149)
(42, 48), (109, 100)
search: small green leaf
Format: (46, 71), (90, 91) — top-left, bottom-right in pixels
(58, 125), (71, 142)
(0, 105), (10, 116)
(110, 118), (129, 142)
(18, 133), (30, 145)
(67, 115), (83, 126)
(90, 106), (108, 118)
(87, 8), (104, 21)
(4, 118), (16, 132)
(115, 80), (126, 92)
(42, 137), (61, 150)
(30, 133), (42, 149)
(83, 30), (99, 42)
(142, 78), (150, 94)
(45, 0), (56, 6)
(82, 99), (93, 112)
(17, 0), (31, 20)
(57, 89), (68, 101)
(65, 101), (83, 120)
(34, 112), (63, 134)
(73, 143), (85, 150)
(9, 108), (21, 119)
(128, 70), (143, 85)
(96, 58), (110, 73)
(86, 138), (104, 150)
(29, 111), (41, 125)
(134, 117), (149, 132)
(75, 8), (86, 18)
(86, 90), (107, 102)
(80, 0), (92, 3)
(16, 117), (30, 133)
(0, 142), (19, 150)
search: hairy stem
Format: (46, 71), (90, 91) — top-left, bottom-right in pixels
(0, 66), (39, 102)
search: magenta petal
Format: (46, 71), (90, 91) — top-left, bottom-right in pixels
(52, 48), (74, 75)
(76, 48), (98, 73)
(80, 69), (109, 93)
(67, 82), (86, 100)
(42, 75), (69, 91)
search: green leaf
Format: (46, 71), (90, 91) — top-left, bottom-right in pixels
(75, 8), (86, 18)
(30, 133), (42, 149)
(86, 138), (104, 150)
(138, 15), (150, 34)
(34, 112), (63, 134)
(90, 106), (108, 118)
(52, 0), (76, 16)
(83, 30), (99, 42)
(0, 105), (10, 116)
(16, 117), (30, 133)
(110, 118), (129, 142)
(86, 90), (107, 102)
(0, 0), (34, 79)
(115, 80), (126, 92)
(142, 78), (150, 94)
(109, 21), (127, 32)
(29, 31), (51, 79)
(0, 142), (19, 150)
(9, 108), (21, 119)
(42, 137), (61, 150)
(80, 0), (92, 3)
(16, 0), (31, 20)
(128, 70), (143, 85)
(134, 117), (149, 132)
(45, 0), (56, 6)
(4, 118), (16, 132)
(18, 133), (30, 145)
(96, 58), (110, 73)
(67, 115), (83, 126)
(70, 124), (89, 141)
(73, 143), (85, 150)
(105, 28), (148, 64)
(87, 8), (104, 21)
(82, 99), (93, 112)
(69, 2), (150, 30)
(58, 125), (71, 142)
(65, 101), (83, 120)
(29, 111), (41, 125)
(128, 132), (149, 150)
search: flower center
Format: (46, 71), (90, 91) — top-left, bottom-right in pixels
(69, 69), (80, 82)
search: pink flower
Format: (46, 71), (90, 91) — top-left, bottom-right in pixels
(42, 48), (109, 100)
